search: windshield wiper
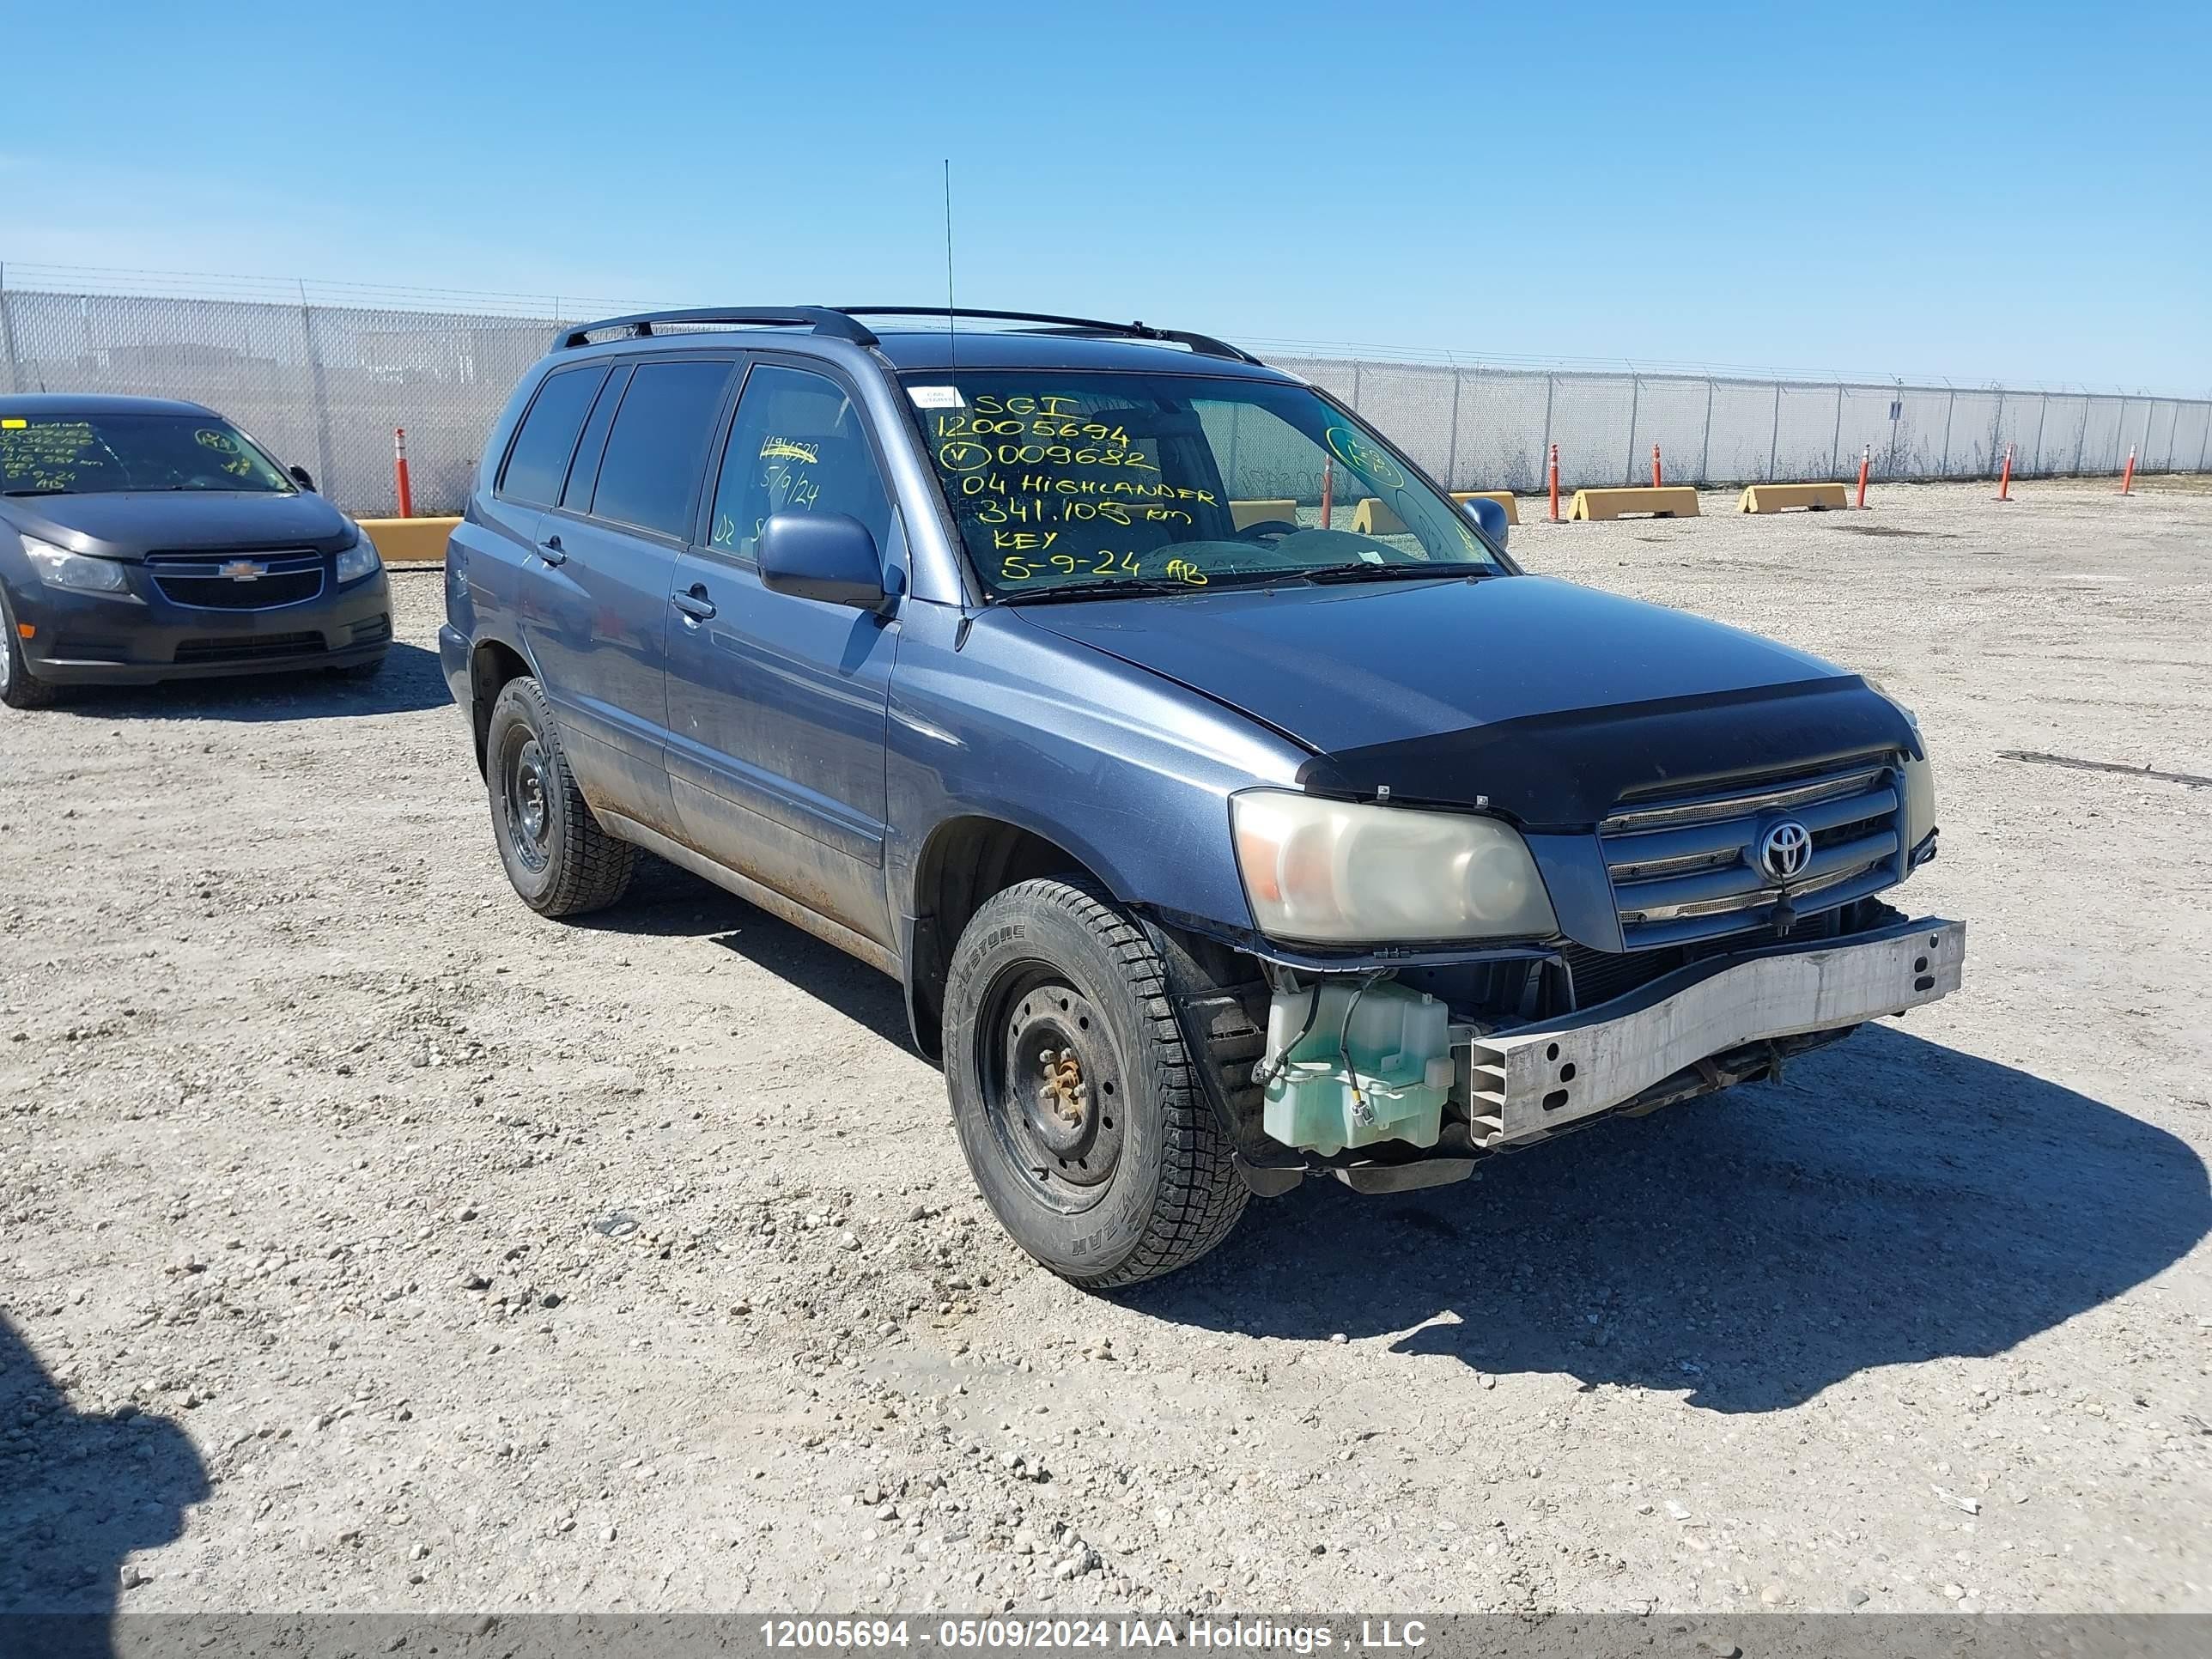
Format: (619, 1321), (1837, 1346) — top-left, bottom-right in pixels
(1297, 562), (1497, 585)
(3, 487), (77, 496)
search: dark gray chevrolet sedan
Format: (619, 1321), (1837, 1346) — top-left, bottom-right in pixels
(0, 392), (391, 707)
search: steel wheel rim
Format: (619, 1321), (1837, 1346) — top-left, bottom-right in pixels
(0, 630), (12, 694)
(976, 965), (1127, 1215)
(503, 736), (552, 872)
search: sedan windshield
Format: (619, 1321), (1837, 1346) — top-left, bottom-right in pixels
(902, 371), (1504, 599)
(0, 412), (295, 496)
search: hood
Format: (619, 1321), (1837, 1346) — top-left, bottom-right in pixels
(1, 490), (356, 560)
(1015, 574), (1918, 828)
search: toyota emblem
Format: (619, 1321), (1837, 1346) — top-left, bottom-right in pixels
(1759, 819), (1813, 882)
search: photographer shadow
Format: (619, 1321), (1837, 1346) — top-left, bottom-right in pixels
(0, 1316), (208, 1644)
(1131, 1025), (2210, 1412)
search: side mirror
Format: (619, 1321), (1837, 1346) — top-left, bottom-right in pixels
(289, 465), (316, 491)
(1461, 495), (1508, 549)
(757, 512), (888, 609)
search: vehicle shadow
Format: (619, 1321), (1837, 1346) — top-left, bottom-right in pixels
(1127, 1024), (2212, 1413)
(40, 641), (450, 721)
(586, 855), (917, 1051)
(0, 1314), (210, 1642)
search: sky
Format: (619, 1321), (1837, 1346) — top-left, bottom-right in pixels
(3, 0), (2207, 393)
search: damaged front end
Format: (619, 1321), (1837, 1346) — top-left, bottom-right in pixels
(1150, 738), (1964, 1194)
(1155, 897), (1965, 1198)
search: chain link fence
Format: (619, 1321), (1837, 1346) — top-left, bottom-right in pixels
(3, 283), (2206, 517)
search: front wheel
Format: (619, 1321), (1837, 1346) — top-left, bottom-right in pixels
(944, 878), (1247, 1289)
(483, 677), (635, 916)
(0, 586), (58, 709)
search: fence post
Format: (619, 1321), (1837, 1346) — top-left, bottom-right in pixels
(1540, 374), (1555, 490)
(1443, 366), (1462, 492)
(1766, 382), (1780, 481)
(0, 263), (21, 396)
(2200, 404), (2211, 472)
(296, 283), (337, 501)
(2031, 392), (2049, 476)
(1829, 383), (1844, 477)
(1351, 361), (1363, 411)
(1940, 387), (1956, 475)
(1699, 378), (1714, 483)
(1625, 374), (1640, 485)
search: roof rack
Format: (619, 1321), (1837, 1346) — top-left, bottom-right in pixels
(555, 307), (879, 350)
(831, 307), (1261, 365)
(554, 305), (1261, 365)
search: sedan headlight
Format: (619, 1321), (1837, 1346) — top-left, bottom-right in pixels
(335, 527), (382, 585)
(22, 535), (135, 597)
(1231, 789), (1559, 944)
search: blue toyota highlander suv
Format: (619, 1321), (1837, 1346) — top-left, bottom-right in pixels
(441, 306), (1962, 1288)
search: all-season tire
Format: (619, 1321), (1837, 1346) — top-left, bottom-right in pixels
(0, 586), (58, 710)
(944, 878), (1247, 1290)
(483, 677), (635, 916)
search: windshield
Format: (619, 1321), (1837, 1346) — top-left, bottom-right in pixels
(0, 412), (296, 496)
(902, 371), (1504, 599)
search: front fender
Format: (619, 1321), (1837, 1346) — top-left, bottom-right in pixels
(885, 600), (1309, 933)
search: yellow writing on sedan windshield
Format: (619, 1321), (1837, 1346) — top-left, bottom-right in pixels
(0, 421), (98, 494)
(758, 437), (818, 464)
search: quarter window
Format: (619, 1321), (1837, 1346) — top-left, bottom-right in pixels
(589, 360), (736, 538)
(498, 367), (608, 508)
(708, 365), (892, 562)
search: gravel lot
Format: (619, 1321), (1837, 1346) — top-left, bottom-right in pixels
(3, 477), (2209, 1619)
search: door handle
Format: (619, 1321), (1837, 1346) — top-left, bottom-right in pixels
(537, 533), (566, 566)
(672, 585), (717, 622)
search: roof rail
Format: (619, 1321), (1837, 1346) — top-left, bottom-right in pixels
(553, 305), (1263, 366)
(832, 307), (1261, 365)
(555, 307), (880, 351)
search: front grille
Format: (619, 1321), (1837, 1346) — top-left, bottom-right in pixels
(1600, 756), (1905, 950)
(146, 549), (325, 611)
(173, 631), (325, 665)
(1559, 905), (1852, 1010)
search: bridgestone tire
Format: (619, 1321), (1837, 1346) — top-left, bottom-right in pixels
(484, 677), (635, 917)
(0, 586), (58, 710)
(945, 878), (1248, 1289)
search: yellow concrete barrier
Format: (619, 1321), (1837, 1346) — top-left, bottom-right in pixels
(1567, 487), (1700, 521)
(1738, 482), (1849, 514)
(1230, 499), (1300, 530)
(1348, 497), (1406, 536)
(1451, 489), (1520, 525)
(359, 516), (460, 563)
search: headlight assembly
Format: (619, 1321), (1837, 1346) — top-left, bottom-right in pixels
(22, 535), (135, 598)
(336, 526), (382, 585)
(1868, 680), (1938, 854)
(1231, 789), (1559, 945)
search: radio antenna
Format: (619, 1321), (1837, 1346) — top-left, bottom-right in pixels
(942, 158), (957, 371)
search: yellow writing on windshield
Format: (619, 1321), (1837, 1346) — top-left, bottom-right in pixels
(758, 437), (819, 464)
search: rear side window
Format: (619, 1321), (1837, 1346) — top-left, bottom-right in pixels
(589, 360), (735, 538)
(498, 367), (608, 507)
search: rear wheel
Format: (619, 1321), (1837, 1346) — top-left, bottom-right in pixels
(0, 586), (58, 710)
(484, 677), (635, 916)
(944, 878), (1247, 1289)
